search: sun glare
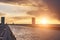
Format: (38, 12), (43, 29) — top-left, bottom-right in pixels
(36, 17), (49, 24)
(41, 18), (47, 24)
(37, 17), (60, 24)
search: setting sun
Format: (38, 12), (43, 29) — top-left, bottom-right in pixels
(36, 17), (49, 24)
(36, 17), (60, 24)
(41, 18), (48, 24)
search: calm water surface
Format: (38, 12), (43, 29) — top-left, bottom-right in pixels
(9, 25), (60, 40)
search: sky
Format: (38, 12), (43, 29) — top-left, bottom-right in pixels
(0, 0), (60, 24)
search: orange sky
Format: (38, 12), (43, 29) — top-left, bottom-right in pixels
(0, 0), (60, 24)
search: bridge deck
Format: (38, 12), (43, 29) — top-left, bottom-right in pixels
(0, 25), (16, 40)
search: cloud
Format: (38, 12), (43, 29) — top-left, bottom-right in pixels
(27, 0), (60, 20)
(43, 0), (60, 20)
(5, 16), (32, 24)
(0, 0), (29, 4)
(10, 16), (32, 20)
(0, 12), (7, 17)
(0, 0), (60, 17)
(0, 0), (60, 22)
(0, 3), (36, 17)
(0, 0), (44, 17)
(27, 0), (50, 16)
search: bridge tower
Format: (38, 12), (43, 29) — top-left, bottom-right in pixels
(32, 17), (35, 24)
(1, 17), (5, 25)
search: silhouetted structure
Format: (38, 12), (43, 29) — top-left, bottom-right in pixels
(32, 17), (35, 24)
(1, 17), (5, 25)
(0, 17), (16, 40)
